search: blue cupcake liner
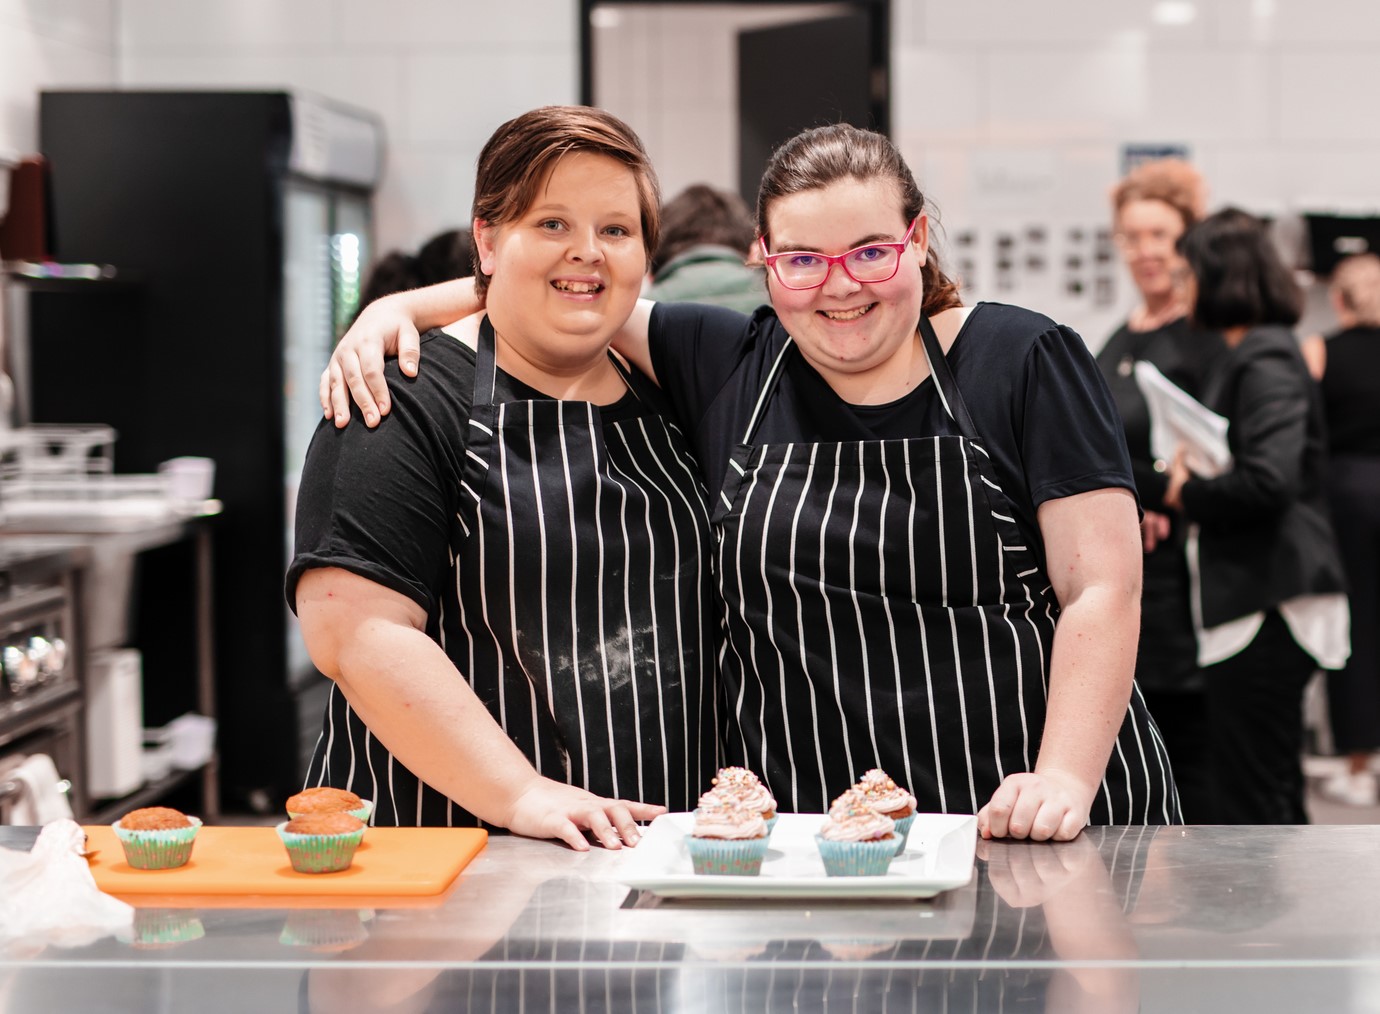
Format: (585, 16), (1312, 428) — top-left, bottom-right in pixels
(889, 813), (916, 855)
(763, 813), (778, 835)
(814, 833), (897, 876)
(684, 834), (770, 876)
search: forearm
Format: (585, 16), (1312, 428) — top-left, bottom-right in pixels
(381, 277), (481, 331)
(329, 618), (539, 827)
(1036, 584), (1139, 795)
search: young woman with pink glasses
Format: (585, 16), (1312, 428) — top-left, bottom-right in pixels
(323, 123), (1181, 839)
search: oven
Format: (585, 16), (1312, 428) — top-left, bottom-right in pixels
(0, 544), (85, 822)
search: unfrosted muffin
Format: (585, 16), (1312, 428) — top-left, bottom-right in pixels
(113, 807), (201, 869)
(120, 806), (193, 831)
(285, 812), (365, 835)
(277, 812), (367, 874)
(286, 786), (360, 811)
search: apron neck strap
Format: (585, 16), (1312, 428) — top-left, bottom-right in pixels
(475, 314), (501, 403)
(475, 314), (640, 406)
(740, 335), (797, 444)
(918, 314), (980, 444)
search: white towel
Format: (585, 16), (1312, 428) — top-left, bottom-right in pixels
(4, 754), (74, 826)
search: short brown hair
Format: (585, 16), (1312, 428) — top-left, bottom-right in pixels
(471, 106), (661, 298)
(755, 124), (962, 319)
(652, 184), (755, 277)
(1111, 158), (1207, 231)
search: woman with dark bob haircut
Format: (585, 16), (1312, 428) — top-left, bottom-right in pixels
(1163, 207), (1349, 823)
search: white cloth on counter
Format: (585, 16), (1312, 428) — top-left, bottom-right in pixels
(2, 754), (74, 826)
(0, 819), (133, 952)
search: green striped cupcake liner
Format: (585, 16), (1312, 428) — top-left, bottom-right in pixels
(276, 821), (366, 874)
(112, 817), (202, 870)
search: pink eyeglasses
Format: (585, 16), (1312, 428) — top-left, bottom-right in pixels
(760, 218), (919, 290)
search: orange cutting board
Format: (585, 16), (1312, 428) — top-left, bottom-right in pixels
(82, 826), (487, 899)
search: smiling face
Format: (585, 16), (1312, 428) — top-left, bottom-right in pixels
(763, 176), (928, 390)
(476, 151), (647, 371)
(1114, 197), (1189, 303)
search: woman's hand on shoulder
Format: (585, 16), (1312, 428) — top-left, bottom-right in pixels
(976, 769), (1092, 842)
(320, 278), (482, 429)
(505, 777), (666, 852)
(320, 293), (423, 429)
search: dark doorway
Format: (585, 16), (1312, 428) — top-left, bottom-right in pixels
(736, 11), (873, 202)
(581, 1), (890, 204)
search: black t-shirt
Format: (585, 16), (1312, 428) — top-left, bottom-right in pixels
(1321, 325), (1380, 456)
(286, 328), (650, 613)
(648, 300), (1136, 560)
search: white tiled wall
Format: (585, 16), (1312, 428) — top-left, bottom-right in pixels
(892, 0), (1380, 344)
(5, 0), (1379, 344)
(0, 0), (116, 157)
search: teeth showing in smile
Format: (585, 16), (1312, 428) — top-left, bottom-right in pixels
(820, 305), (873, 321)
(553, 280), (602, 293)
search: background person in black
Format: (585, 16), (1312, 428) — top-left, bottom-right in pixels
(1095, 159), (1225, 822)
(322, 123), (1181, 841)
(1316, 253), (1380, 805)
(1163, 208), (1349, 824)
(289, 107), (717, 846)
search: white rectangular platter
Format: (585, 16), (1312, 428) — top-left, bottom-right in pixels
(616, 812), (977, 900)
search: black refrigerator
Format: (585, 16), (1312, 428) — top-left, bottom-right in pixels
(34, 90), (383, 808)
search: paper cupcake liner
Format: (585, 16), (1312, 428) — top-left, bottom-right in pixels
(763, 813), (778, 835)
(119, 909), (206, 948)
(888, 813), (916, 855)
(276, 821), (366, 874)
(279, 909), (371, 950)
(814, 833), (897, 876)
(684, 833), (770, 876)
(112, 817), (202, 870)
(287, 798), (374, 824)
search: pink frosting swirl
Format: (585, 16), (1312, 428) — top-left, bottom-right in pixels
(693, 791), (768, 840)
(819, 789), (895, 842)
(855, 768), (917, 815)
(712, 767), (777, 811)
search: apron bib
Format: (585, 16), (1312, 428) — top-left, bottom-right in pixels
(310, 318), (717, 826)
(712, 317), (1180, 823)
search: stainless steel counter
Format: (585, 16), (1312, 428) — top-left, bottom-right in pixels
(3, 824), (1380, 1013)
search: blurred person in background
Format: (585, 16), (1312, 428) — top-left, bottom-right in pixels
(1163, 208), (1349, 824)
(351, 227), (476, 323)
(1316, 254), (1380, 804)
(645, 183), (766, 313)
(1096, 159), (1225, 822)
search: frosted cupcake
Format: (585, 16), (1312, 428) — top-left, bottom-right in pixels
(285, 786), (373, 824)
(685, 790), (770, 876)
(712, 766), (778, 832)
(815, 789), (896, 876)
(277, 811), (367, 874)
(112, 807), (202, 870)
(854, 768), (918, 854)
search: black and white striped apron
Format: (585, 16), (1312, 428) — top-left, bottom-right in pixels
(307, 318), (718, 826)
(711, 316), (1180, 822)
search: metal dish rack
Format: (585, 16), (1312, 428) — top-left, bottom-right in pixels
(0, 425), (172, 522)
